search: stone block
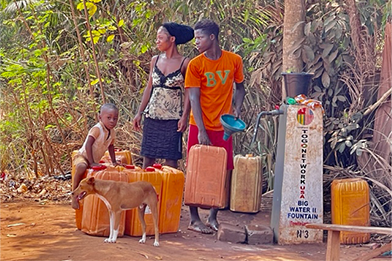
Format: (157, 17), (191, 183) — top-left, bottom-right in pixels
(245, 224), (273, 245)
(217, 222), (246, 244)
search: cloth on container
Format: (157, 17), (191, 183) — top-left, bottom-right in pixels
(293, 94), (324, 113)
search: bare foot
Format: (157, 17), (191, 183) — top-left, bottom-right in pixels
(187, 220), (213, 234)
(206, 219), (219, 232)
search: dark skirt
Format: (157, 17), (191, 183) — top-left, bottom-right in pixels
(140, 117), (182, 160)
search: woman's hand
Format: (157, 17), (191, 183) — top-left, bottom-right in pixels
(132, 113), (142, 131)
(177, 116), (188, 132)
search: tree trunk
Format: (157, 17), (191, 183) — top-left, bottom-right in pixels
(282, 0), (306, 99)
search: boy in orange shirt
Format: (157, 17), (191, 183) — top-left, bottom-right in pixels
(185, 19), (246, 234)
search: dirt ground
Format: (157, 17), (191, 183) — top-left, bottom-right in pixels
(1, 196), (390, 261)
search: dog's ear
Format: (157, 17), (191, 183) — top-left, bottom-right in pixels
(87, 177), (95, 185)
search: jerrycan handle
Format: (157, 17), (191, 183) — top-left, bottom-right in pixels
(91, 165), (107, 171)
(153, 163), (162, 169)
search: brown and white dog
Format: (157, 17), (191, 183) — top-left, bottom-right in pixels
(72, 177), (159, 246)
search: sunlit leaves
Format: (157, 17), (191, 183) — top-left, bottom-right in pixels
(106, 34), (115, 42)
(83, 30), (100, 44)
(240, 35), (268, 56)
(83, 20), (118, 44)
(76, 2), (97, 17)
(132, 18), (143, 27)
(140, 43), (150, 54)
(90, 79), (99, 85)
(44, 124), (56, 131)
(1, 64), (25, 78)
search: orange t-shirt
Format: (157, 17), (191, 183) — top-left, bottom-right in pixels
(185, 50), (244, 131)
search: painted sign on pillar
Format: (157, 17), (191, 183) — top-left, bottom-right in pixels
(271, 104), (323, 244)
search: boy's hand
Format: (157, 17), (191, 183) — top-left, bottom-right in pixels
(233, 107), (241, 119)
(198, 129), (211, 145)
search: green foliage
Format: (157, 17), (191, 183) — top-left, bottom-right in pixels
(0, 0), (390, 196)
(301, 1), (388, 170)
(303, 7), (351, 115)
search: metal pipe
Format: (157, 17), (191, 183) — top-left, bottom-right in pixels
(251, 109), (283, 145)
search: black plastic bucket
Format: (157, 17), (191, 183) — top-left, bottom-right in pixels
(282, 72), (313, 97)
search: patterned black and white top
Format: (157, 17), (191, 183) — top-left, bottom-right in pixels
(144, 55), (186, 120)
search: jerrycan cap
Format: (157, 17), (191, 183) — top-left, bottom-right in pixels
(153, 163), (162, 169)
(99, 160), (105, 163)
(145, 167), (155, 172)
(286, 97), (297, 105)
(125, 165), (135, 169)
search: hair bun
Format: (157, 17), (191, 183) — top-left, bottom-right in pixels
(162, 22), (194, 45)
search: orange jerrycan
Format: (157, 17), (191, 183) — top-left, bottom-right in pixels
(81, 165), (128, 237)
(184, 145), (228, 208)
(73, 166), (96, 230)
(124, 167), (163, 236)
(230, 154), (263, 213)
(100, 149), (132, 165)
(331, 178), (370, 244)
(153, 164), (185, 234)
(71, 150), (132, 229)
(71, 149), (132, 179)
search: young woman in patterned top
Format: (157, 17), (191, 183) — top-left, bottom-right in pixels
(132, 22), (194, 168)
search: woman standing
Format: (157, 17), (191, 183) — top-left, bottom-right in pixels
(133, 22), (194, 168)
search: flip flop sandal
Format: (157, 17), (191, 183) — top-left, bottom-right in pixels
(187, 224), (213, 234)
(206, 221), (219, 232)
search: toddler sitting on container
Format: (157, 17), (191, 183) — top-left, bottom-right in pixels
(71, 103), (119, 209)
